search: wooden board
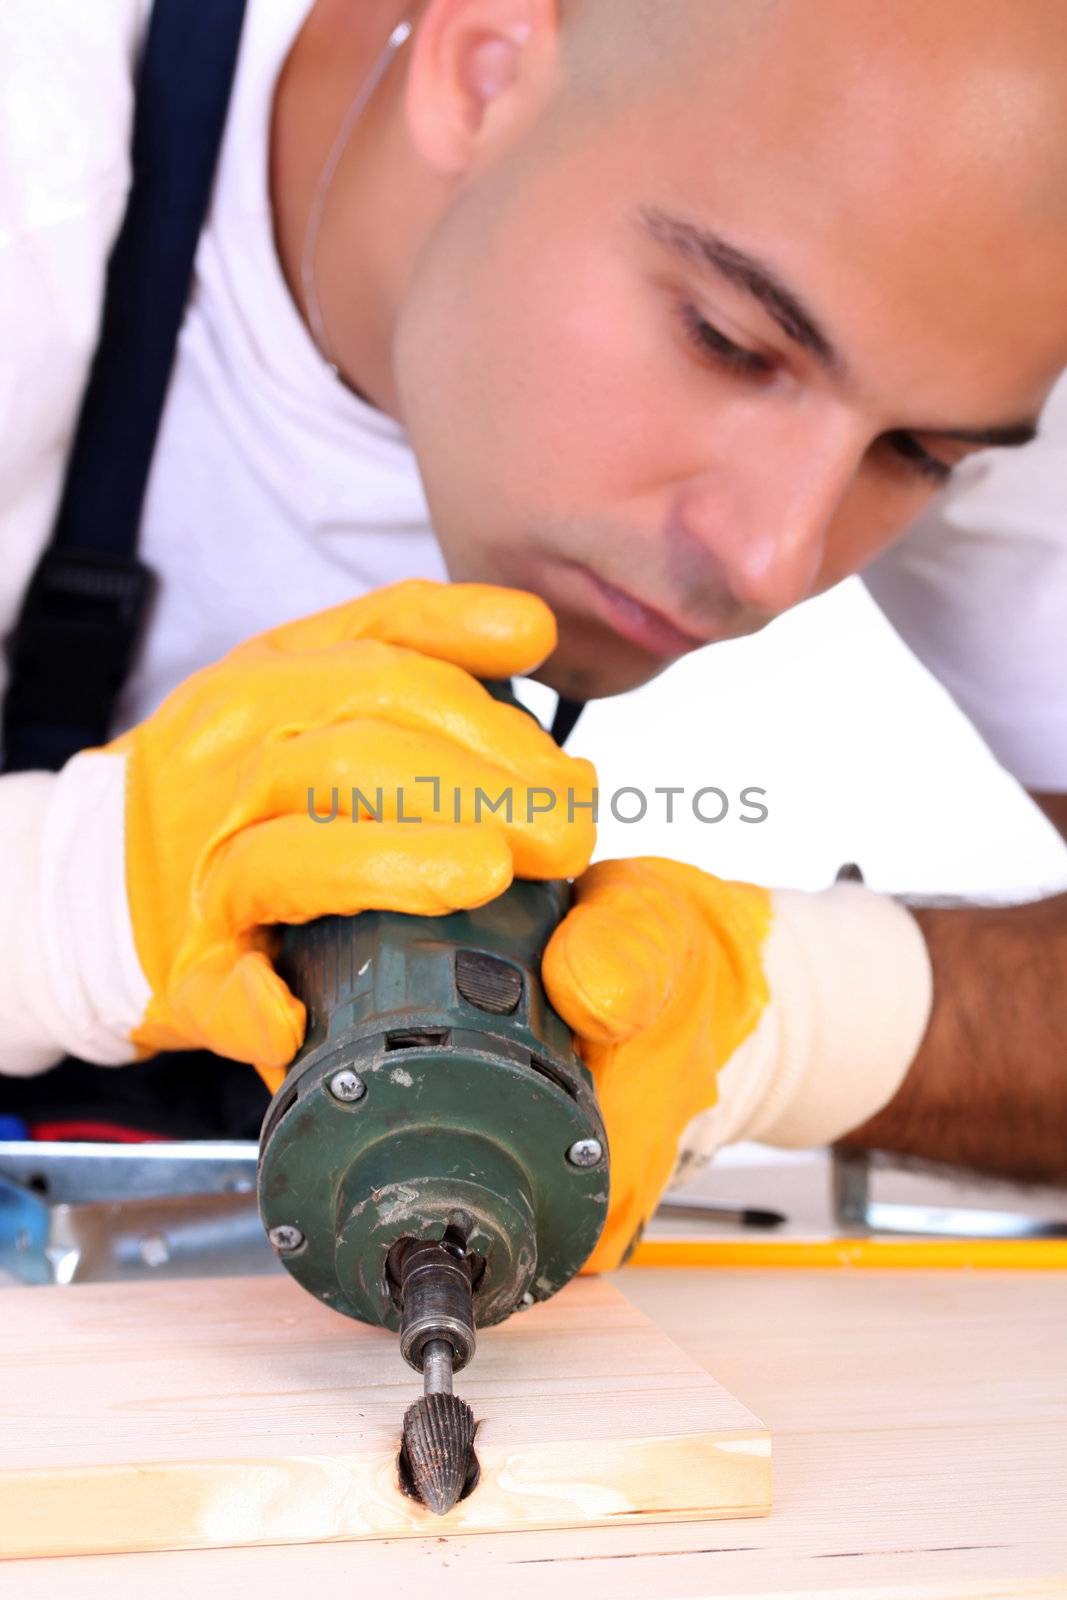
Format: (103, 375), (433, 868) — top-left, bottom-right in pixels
(2, 1155), (1065, 1598)
(0, 1274), (770, 1559)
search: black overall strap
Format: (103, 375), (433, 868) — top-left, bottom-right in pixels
(1, 0), (248, 774)
(551, 695), (585, 746)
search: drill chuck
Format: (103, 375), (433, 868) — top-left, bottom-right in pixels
(397, 1236), (477, 1376)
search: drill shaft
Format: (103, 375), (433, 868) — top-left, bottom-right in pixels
(422, 1337), (455, 1396)
(398, 1239), (478, 1515)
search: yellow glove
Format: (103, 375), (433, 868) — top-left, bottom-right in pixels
(19, 581), (596, 1080)
(543, 857), (934, 1271)
(543, 858), (770, 1271)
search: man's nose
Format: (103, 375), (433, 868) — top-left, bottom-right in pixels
(671, 419), (864, 618)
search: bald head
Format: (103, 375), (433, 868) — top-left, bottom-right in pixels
(560, 0), (1067, 214)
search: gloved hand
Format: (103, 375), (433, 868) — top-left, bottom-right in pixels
(7, 581), (596, 1080)
(543, 857), (934, 1271)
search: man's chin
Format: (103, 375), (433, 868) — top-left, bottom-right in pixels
(530, 625), (674, 701)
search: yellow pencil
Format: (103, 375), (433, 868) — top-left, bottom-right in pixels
(630, 1236), (1067, 1271)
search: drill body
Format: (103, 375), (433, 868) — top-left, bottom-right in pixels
(258, 880), (608, 1338)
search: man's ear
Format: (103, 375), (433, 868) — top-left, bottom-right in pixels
(404, 0), (560, 176)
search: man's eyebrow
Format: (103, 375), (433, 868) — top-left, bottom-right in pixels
(639, 205), (843, 372)
(639, 205), (1041, 450)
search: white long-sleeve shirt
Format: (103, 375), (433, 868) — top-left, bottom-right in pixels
(0, 0), (1064, 1073)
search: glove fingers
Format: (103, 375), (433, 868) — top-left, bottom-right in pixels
(200, 816), (515, 934)
(171, 945), (307, 1071)
(249, 580), (557, 678)
(240, 718), (594, 881)
(543, 891), (691, 1043)
(218, 644), (590, 782)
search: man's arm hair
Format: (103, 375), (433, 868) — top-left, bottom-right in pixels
(839, 891), (1067, 1187)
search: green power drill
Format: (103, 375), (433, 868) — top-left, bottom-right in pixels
(256, 683), (608, 1514)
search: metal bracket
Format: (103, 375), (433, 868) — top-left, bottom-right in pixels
(831, 1146), (1067, 1239)
(0, 1141), (277, 1285)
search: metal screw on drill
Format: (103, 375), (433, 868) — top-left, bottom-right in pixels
(566, 1137), (603, 1168)
(328, 1069), (366, 1103)
(268, 1224), (305, 1252)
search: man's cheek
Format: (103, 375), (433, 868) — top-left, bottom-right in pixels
(487, 314), (654, 502)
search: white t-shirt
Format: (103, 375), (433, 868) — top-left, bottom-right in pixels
(0, 0), (1065, 786)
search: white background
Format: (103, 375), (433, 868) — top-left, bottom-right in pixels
(523, 576), (1067, 901)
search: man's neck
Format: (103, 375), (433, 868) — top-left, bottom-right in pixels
(269, 0), (421, 417)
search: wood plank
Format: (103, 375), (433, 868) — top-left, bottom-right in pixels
(0, 1274), (770, 1559)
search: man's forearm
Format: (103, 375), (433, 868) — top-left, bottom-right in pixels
(841, 893), (1067, 1186)
(1029, 791), (1067, 843)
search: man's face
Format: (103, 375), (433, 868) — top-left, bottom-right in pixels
(391, 0), (1067, 697)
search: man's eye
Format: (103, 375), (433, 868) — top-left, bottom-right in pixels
(676, 302), (773, 379)
(885, 430), (954, 485)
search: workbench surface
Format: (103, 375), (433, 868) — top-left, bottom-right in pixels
(4, 1263), (1064, 1600)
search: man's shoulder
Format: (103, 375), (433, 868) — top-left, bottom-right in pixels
(0, 0), (149, 237)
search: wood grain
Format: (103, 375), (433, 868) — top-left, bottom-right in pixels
(0, 1274), (769, 1559)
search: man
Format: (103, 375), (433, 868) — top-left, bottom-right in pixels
(1, 0), (1065, 1269)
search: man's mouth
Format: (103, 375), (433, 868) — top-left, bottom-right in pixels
(567, 563), (708, 661)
